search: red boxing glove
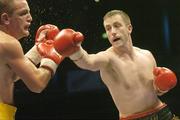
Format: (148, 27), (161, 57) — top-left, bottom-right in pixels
(37, 40), (64, 76)
(37, 40), (63, 64)
(25, 24), (60, 65)
(53, 28), (84, 57)
(35, 24), (60, 43)
(153, 67), (177, 92)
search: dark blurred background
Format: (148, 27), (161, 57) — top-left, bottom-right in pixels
(14, 0), (180, 119)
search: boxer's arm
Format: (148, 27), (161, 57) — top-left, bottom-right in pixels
(143, 50), (177, 95)
(5, 39), (56, 93)
(141, 49), (165, 95)
(53, 28), (108, 71)
(14, 24), (60, 81)
(25, 45), (41, 65)
(70, 47), (109, 71)
(15, 45), (42, 82)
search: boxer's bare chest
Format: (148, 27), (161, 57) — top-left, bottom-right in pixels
(101, 51), (153, 88)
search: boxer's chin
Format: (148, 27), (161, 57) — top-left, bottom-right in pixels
(112, 40), (123, 47)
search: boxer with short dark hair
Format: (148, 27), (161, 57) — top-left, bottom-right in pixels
(53, 10), (179, 120)
(0, 0), (63, 119)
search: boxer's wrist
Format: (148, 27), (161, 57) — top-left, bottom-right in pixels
(70, 47), (84, 61)
(40, 58), (58, 77)
(25, 45), (42, 65)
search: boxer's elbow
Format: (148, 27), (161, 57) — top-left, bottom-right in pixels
(28, 85), (45, 93)
(26, 81), (47, 93)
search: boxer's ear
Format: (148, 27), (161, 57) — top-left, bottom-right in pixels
(1, 13), (10, 25)
(127, 24), (132, 34)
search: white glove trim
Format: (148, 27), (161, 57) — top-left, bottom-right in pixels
(40, 58), (58, 76)
(69, 47), (84, 61)
(25, 45), (42, 65)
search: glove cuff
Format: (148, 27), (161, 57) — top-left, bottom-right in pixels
(153, 81), (168, 95)
(69, 47), (84, 61)
(25, 45), (42, 65)
(40, 58), (58, 76)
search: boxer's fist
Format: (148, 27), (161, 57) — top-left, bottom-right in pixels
(35, 24), (60, 43)
(53, 28), (84, 57)
(37, 40), (63, 64)
(153, 67), (177, 92)
(35, 24), (62, 63)
(38, 40), (64, 76)
(25, 24), (59, 65)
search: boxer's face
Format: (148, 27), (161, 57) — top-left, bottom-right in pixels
(104, 14), (132, 47)
(7, 0), (32, 40)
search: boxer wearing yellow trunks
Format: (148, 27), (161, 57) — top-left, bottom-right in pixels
(0, 0), (63, 119)
(0, 103), (17, 120)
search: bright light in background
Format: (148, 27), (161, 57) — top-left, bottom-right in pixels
(94, 0), (100, 3)
(102, 32), (108, 39)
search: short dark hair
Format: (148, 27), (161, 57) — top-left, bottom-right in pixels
(0, 0), (14, 15)
(103, 10), (131, 25)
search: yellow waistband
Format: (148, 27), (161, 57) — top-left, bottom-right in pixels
(0, 102), (17, 120)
